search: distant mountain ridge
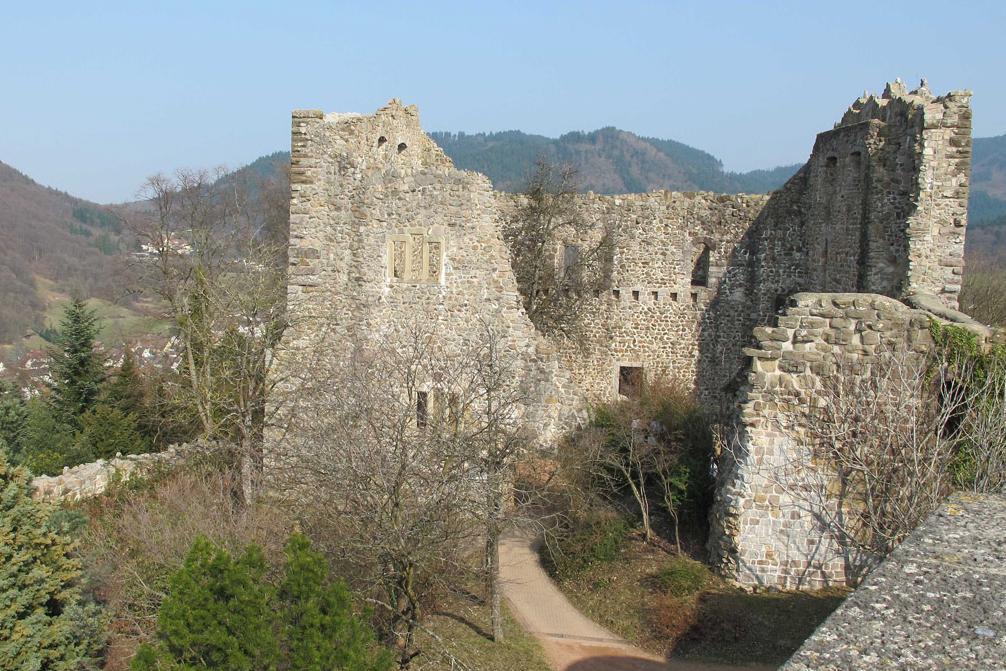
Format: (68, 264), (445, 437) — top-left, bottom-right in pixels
(429, 127), (803, 194)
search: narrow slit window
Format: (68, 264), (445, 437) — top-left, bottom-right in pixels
(691, 244), (710, 287)
(416, 391), (428, 428)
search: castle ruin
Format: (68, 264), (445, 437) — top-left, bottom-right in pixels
(269, 79), (982, 588)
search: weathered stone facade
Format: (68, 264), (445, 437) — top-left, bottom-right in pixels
(707, 292), (992, 588)
(269, 80), (976, 589)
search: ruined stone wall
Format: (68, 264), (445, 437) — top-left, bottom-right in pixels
(496, 191), (768, 406)
(268, 101), (583, 466)
(31, 443), (210, 503)
(708, 292), (990, 588)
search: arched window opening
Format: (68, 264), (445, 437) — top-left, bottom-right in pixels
(397, 142), (408, 153)
(378, 136), (388, 148)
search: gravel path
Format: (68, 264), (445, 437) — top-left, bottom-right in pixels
(499, 533), (772, 671)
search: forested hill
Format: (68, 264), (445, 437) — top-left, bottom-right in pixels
(428, 128), (802, 194)
(0, 161), (127, 343)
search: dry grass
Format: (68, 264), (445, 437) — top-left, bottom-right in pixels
(555, 535), (848, 667)
(414, 599), (550, 671)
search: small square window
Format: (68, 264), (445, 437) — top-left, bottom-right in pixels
(612, 289), (621, 300)
(631, 290), (640, 302)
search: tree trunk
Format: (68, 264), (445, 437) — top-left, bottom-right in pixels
(487, 516), (503, 642)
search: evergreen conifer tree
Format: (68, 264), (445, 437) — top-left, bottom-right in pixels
(279, 533), (392, 671)
(132, 537), (278, 671)
(48, 298), (105, 427)
(0, 455), (105, 670)
(103, 347), (146, 419)
(0, 381), (27, 463)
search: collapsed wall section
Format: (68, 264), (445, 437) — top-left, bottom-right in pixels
(708, 292), (989, 588)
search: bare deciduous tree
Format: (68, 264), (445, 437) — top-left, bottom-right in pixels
(503, 158), (613, 340)
(129, 166), (290, 503)
(276, 323), (538, 664)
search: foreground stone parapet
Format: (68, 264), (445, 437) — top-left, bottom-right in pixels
(783, 493), (1006, 670)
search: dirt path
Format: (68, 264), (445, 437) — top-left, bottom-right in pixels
(499, 533), (772, 671)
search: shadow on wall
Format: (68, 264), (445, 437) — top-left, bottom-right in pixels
(694, 165), (812, 415)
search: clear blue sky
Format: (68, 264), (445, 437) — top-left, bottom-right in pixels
(2, 0), (1004, 203)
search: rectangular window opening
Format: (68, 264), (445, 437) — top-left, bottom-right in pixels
(612, 289), (621, 300)
(618, 365), (644, 398)
(651, 291), (659, 302)
(631, 290), (640, 302)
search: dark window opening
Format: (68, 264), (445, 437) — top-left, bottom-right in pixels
(397, 142), (408, 153)
(670, 292), (678, 302)
(691, 292), (699, 303)
(416, 391), (428, 428)
(651, 291), (659, 302)
(631, 290), (640, 302)
(826, 156), (838, 168)
(562, 244), (580, 277)
(939, 379), (966, 439)
(773, 293), (789, 314)
(691, 245), (710, 287)
(618, 365), (644, 398)
(612, 289), (621, 300)
(378, 136), (388, 148)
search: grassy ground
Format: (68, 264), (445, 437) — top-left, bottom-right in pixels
(413, 601), (550, 671)
(554, 535), (848, 667)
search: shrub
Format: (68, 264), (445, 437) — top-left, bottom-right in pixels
(132, 533), (392, 671)
(279, 533), (393, 671)
(653, 555), (713, 598)
(82, 466), (294, 665)
(132, 537), (278, 671)
(541, 509), (629, 580)
(20, 397), (83, 475)
(0, 455), (106, 670)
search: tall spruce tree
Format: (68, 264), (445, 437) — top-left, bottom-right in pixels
(0, 455), (105, 670)
(48, 298), (105, 427)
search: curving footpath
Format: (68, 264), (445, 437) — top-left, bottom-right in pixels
(499, 533), (772, 671)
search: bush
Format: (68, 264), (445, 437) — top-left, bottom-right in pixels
(133, 533), (392, 671)
(652, 555), (713, 598)
(20, 397), (83, 475)
(133, 537), (278, 670)
(566, 378), (715, 550)
(82, 466), (294, 666)
(542, 509), (629, 580)
(0, 455), (106, 670)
